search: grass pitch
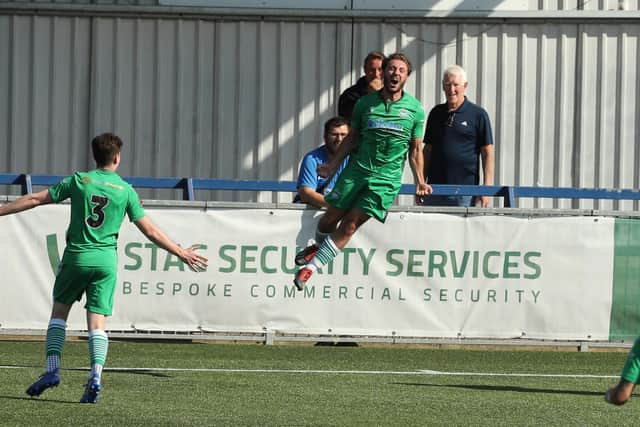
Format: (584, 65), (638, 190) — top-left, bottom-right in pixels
(0, 340), (638, 426)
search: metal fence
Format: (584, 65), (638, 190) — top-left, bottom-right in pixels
(3, 173), (640, 208)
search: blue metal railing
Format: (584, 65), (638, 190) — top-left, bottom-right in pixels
(2, 173), (640, 208)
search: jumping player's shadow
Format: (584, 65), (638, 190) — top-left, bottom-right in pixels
(394, 381), (604, 397)
(106, 368), (172, 378)
(62, 366), (172, 378)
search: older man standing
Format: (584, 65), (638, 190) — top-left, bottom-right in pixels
(422, 65), (494, 207)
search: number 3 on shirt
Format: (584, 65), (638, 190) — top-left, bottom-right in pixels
(86, 194), (109, 228)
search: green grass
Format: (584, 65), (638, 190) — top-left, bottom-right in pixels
(0, 340), (639, 426)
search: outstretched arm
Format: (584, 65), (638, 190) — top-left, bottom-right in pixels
(0, 190), (53, 216)
(134, 216), (208, 271)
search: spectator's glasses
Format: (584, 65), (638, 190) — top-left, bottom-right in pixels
(446, 112), (456, 127)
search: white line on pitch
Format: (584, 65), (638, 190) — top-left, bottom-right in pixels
(0, 365), (618, 379)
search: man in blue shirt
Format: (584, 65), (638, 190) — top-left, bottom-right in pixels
(422, 65), (495, 207)
(295, 116), (350, 208)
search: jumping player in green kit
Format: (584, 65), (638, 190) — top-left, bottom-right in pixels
(606, 338), (640, 405)
(0, 133), (208, 403)
(293, 53), (432, 290)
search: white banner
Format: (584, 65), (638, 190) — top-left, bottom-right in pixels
(0, 205), (614, 340)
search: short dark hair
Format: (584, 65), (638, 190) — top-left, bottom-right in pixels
(383, 52), (413, 76)
(91, 133), (123, 167)
(363, 51), (386, 69)
(324, 116), (349, 137)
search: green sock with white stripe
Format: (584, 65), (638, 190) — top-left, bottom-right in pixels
(45, 318), (66, 373)
(309, 235), (340, 270)
(88, 329), (109, 383)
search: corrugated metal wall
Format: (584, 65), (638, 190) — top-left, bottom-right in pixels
(1, 0), (639, 9)
(1, 4), (639, 209)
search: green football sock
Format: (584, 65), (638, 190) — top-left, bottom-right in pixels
(45, 318), (66, 372)
(310, 235), (340, 269)
(88, 329), (109, 381)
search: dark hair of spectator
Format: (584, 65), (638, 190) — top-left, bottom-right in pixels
(323, 116), (350, 137)
(363, 51), (386, 69)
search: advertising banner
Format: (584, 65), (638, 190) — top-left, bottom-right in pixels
(0, 205), (625, 340)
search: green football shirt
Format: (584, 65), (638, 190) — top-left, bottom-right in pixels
(349, 90), (426, 180)
(49, 169), (145, 266)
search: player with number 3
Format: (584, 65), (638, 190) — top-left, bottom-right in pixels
(0, 133), (207, 403)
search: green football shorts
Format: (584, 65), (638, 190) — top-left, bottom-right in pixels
(324, 166), (401, 223)
(53, 263), (117, 316)
(621, 337), (640, 384)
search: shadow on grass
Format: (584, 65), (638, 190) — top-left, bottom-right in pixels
(394, 382), (604, 397)
(0, 395), (78, 404)
(105, 368), (172, 378)
(61, 366), (172, 378)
